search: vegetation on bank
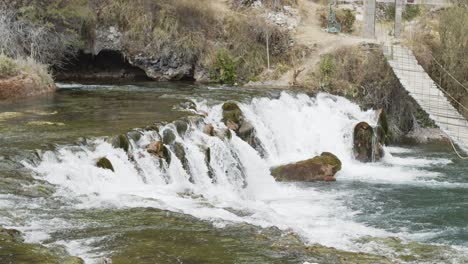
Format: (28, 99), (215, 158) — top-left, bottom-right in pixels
(2, 0), (301, 84)
(405, 5), (468, 116)
(310, 45), (435, 141)
(0, 54), (54, 87)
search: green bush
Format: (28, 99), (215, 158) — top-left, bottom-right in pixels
(403, 5), (420, 21)
(319, 54), (336, 84)
(210, 49), (238, 84)
(380, 4), (420, 21)
(0, 55), (20, 78)
(318, 8), (356, 33)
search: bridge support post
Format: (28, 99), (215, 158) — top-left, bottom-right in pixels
(394, 0), (404, 38)
(363, 0), (376, 38)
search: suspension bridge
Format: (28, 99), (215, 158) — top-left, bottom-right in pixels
(383, 43), (468, 154)
(357, 0), (468, 154)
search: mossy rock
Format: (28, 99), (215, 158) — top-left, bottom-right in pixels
(222, 102), (243, 125)
(377, 109), (390, 145)
(112, 134), (130, 152)
(173, 142), (193, 182)
(353, 122), (381, 162)
(0, 227), (84, 264)
(174, 120), (189, 136)
(96, 157), (114, 172)
(162, 129), (176, 145)
(144, 123), (160, 132)
(271, 152), (342, 182)
(179, 101), (197, 111)
(127, 130), (142, 142)
(319, 152), (342, 173)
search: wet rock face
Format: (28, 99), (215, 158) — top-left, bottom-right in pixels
(376, 109), (389, 145)
(353, 122), (384, 162)
(130, 54), (195, 81)
(173, 142), (193, 182)
(112, 134), (130, 152)
(271, 152), (342, 182)
(147, 141), (171, 164)
(174, 120), (189, 136)
(222, 102), (264, 154)
(162, 129), (176, 145)
(96, 157), (114, 172)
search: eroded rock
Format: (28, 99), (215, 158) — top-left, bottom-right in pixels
(174, 120), (189, 136)
(147, 141), (171, 164)
(112, 134), (130, 152)
(271, 152), (342, 182)
(162, 129), (176, 145)
(353, 122), (384, 162)
(222, 102), (264, 154)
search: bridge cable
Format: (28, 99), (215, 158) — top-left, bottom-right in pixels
(428, 55), (468, 158)
(430, 54), (468, 93)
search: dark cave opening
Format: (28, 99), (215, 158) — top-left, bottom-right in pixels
(55, 50), (152, 82)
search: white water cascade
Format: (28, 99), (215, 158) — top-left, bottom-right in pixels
(25, 92), (453, 260)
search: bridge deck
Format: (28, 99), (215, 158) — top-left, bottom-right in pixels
(384, 44), (468, 152)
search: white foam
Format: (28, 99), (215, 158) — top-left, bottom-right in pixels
(23, 92), (464, 262)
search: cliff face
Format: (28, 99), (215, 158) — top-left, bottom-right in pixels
(47, 0), (296, 83)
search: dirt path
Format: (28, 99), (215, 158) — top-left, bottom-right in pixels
(257, 0), (377, 87)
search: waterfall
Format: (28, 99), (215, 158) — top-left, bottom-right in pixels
(24, 92), (409, 252)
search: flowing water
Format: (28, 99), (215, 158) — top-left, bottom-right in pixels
(0, 83), (467, 263)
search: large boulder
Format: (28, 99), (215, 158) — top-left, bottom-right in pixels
(353, 122), (384, 162)
(271, 152), (342, 182)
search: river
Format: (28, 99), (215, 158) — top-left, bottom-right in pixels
(0, 82), (466, 263)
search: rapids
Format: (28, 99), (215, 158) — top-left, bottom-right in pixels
(1, 84), (467, 263)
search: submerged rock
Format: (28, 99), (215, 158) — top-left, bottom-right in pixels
(271, 152), (342, 182)
(178, 101), (197, 111)
(0, 226), (84, 263)
(96, 157), (114, 172)
(147, 141), (171, 164)
(353, 122), (383, 162)
(112, 134), (130, 152)
(0, 227), (23, 242)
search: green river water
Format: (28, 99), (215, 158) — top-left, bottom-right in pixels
(0, 83), (466, 264)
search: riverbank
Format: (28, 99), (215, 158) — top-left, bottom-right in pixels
(0, 55), (55, 100)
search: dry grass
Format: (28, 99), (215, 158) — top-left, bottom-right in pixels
(97, 0), (292, 82)
(312, 45), (435, 138)
(0, 54), (53, 87)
